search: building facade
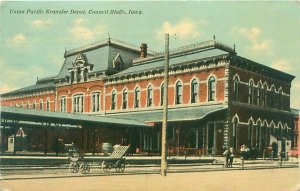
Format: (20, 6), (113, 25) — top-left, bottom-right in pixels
(1, 38), (297, 156)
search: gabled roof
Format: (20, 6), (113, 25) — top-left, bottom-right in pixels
(57, 39), (143, 79)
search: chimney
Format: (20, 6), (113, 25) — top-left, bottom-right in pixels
(140, 43), (148, 58)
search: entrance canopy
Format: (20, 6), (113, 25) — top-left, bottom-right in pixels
(0, 106), (151, 128)
(109, 104), (228, 123)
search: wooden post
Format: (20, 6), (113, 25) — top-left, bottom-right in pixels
(161, 34), (169, 176)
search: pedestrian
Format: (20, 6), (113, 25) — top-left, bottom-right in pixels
(229, 147), (234, 168)
(223, 147), (229, 168)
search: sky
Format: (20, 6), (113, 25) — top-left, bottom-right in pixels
(0, 1), (300, 109)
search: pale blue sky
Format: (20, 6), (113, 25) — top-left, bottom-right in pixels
(0, 1), (299, 109)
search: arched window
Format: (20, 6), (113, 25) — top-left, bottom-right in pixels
(256, 121), (261, 149)
(122, 89), (128, 109)
(73, 94), (84, 113)
(262, 84), (267, 106)
(208, 76), (216, 102)
(46, 99), (50, 111)
(111, 90), (116, 110)
(248, 80), (254, 104)
(32, 101), (36, 109)
(39, 100), (43, 110)
(257, 82), (262, 106)
(26, 101), (30, 109)
(91, 92), (100, 112)
(60, 96), (67, 112)
(147, 85), (153, 107)
(160, 83), (164, 106)
(191, 79), (198, 103)
(270, 86), (276, 108)
(175, 81), (183, 104)
(134, 87), (140, 108)
(233, 76), (239, 102)
(278, 89), (283, 109)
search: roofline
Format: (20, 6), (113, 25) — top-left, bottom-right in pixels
(233, 55), (295, 81)
(1, 84), (55, 97)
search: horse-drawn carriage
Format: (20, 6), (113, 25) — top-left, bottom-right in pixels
(65, 143), (130, 174)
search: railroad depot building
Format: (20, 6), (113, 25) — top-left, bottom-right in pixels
(0, 38), (298, 156)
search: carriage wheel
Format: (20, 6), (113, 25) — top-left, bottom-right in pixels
(80, 162), (90, 174)
(115, 160), (125, 173)
(69, 162), (80, 173)
(102, 161), (111, 172)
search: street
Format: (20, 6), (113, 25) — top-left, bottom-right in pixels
(1, 166), (299, 191)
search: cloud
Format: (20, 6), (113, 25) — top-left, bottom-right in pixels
(70, 18), (107, 41)
(157, 18), (201, 39)
(0, 83), (17, 94)
(271, 58), (292, 72)
(7, 34), (27, 45)
(234, 27), (272, 52)
(31, 19), (52, 27)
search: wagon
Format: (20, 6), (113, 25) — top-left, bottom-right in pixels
(64, 143), (130, 174)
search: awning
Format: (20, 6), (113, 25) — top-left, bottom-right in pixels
(108, 104), (228, 123)
(0, 106), (151, 128)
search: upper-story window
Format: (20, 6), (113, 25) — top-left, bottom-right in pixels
(160, 83), (164, 106)
(191, 79), (198, 103)
(39, 100), (43, 110)
(208, 76), (216, 102)
(60, 96), (67, 112)
(278, 89), (283, 109)
(248, 80), (254, 104)
(175, 81), (183, 104)
(262, 84), (267, 106)
(32, 101), (36, 109)
(26, 101), (30, 109)
(147, 85), (153, 107)
(233, 76), (239, 102)
(257, 82), (262, 106)
(46, 99), (50, 111)
(134, 87), (140, 108)
(111, 90), (116, 110)
(73, 94), (84, 113)
(270, 86), (275, 108)
(91, 92), (100, 112)
(122, 89), (128, 109)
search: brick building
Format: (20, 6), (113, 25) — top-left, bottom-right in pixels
(0, 38), (297, 156)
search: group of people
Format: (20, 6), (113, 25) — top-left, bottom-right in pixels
(223, 147), (234, 168)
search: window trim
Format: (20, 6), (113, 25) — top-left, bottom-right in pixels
(208, 76), (216, 102)
(175, 80), (183, 105)
(147, 85), (153, 107)
(190, 79), (198, 103)
(91, 92), (101, 112)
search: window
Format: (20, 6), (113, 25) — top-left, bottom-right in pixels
(91, 92), (100, 112)
(270, 86), (275, 108)
(233, 118), (238, 150)
(160, 83), (164, 106)
(175, 81), (183, 104)
(257, 82), (262, 106)
(32, 101), (36, 109)
(233, 76), (239, 102)
(60, 96), (67, 112)
(147, 85), (153, 107)
(26, 101), (30, 109)
(208, 76), (216, 101)
(73, 94), (84, 113)
(134, 87), (140, 108)
(191, 79), (198, 103)
(278, 89), (283, 109)
(248, 121), (253, 147)
(111, 90), (116, 110)
(122, 89), (128, 109)
(46, 99), (50, 111)
(39, 100), (43, 110)
(248, 80), (254, 104)
(262, 84), (267, 106)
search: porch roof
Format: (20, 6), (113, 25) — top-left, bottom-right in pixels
(0, 106), (150, 128)
(108, 104), (228, 123)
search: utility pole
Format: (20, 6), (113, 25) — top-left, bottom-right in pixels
(161, 34), (169, 176)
